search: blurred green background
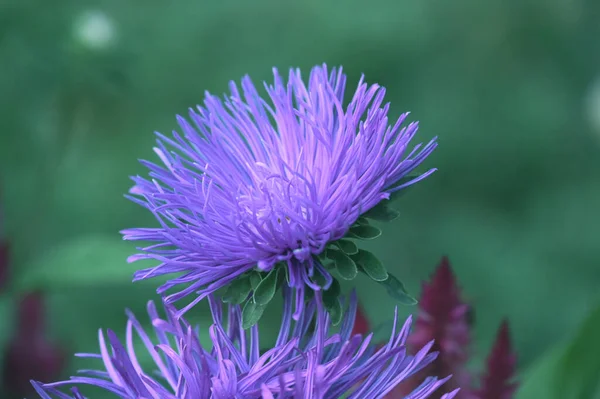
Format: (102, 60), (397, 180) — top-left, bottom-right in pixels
(1, 0), (599, 398)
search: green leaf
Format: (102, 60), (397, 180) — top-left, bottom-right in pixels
(348, 225), (382, 240)
(378, 272), (417, 305)
(327, 277), (341, 298)
(249, 271), (262, 290)
(304, 287), (315, 302)
(335, 239), (358, 255)
(312, 262), (332, 288)
(352, 249), (388, 281)
(15, 235), (157, 290)
(362, 202), (400, 222)
(324, 295), (343, 326)
(516, 343), (566, 399)
(514, 302), (600, 399)
(323, 279), (343, 326)
(222, 275), (252, 304)
(557, 302), (600, 399)
(242, 300), (267, 329)
(277, 264), (288, 286)
(356, 217), (370, 225)
(327, 248), (358, 280)
(253, 267), (279, 306)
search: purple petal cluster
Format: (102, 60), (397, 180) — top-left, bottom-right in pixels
(32, 289), (457, 399)
(121, 64), (437, 317)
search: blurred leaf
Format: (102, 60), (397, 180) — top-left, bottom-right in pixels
(557, 302), (600, 399)
(516, 301), (600, 399)
(378, 272), (417, 306)
(516, 343), (566, 399)
(15, 235), (156, 291)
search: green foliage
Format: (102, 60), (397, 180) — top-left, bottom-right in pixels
(378, 272), (418, 306)
(221, 275), (253, 305)
(323, 279), (343, 326)
(222, 267), (283, 327)
(334, 239), (359, 255)
(249, 271), (262, 290)
(348, 224), (382, 240)
(362, 202), (400, 222)
(242, 299), (267, 329)
(516, 301), (600, 399)
(556, 302), (600, 399)
(515, 343), (566, 399)
(327, 248), (358, 280)
(253, 267), (280, 306)
(352, 249), (389, 282)
(15, 235), (156, 291)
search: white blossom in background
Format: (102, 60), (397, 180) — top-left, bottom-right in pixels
(73, 10), (116, 51)
(584, 75), (600, 143)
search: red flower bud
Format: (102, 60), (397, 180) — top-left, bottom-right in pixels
(389, 256), (474, 398)
(474, 320), (518, 399)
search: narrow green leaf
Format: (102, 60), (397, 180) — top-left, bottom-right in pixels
(242, 300), (267, 329)
(327, 249), (358, 280)
(363, 202), (400, 222)
(253, 268), (279, 305)
(222, 275), (252, 304)
(348, 225), (382, 240)
(323, 279), (343, 326)
(324, 295), (343, 326)
(378, 272), (417, 305)
(353, 250), (388, 281)
(335, 239), (358, 255)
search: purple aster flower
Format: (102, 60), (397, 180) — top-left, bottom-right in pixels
(32, 288), (458, 399)
(121, 64), (437, 321)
